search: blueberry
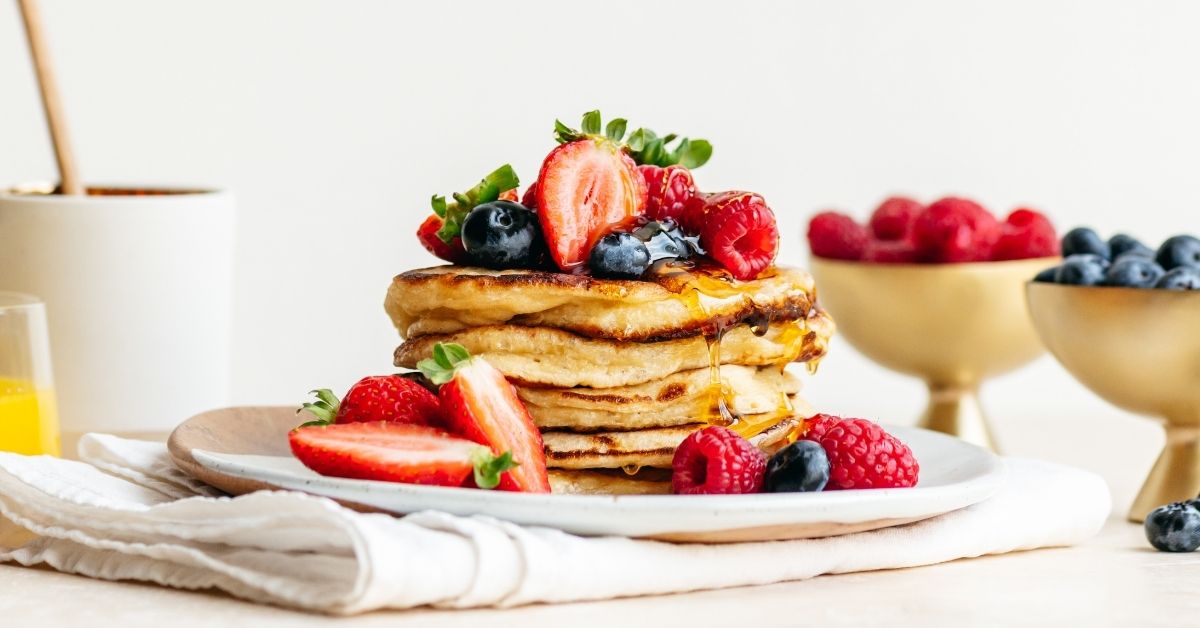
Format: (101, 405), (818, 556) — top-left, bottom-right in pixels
(1155, 235), (1200, 270)
(589, 232), (651, 279)
(1032, 267), (1059, 283)
(1154, 266), (1200, 290)
(1144, 502), (1200, 552)
(1062, 227), (1110, 260)
(1104, 257), (1165, 288)
(1108, 234), (1154, 260)
(631, 219), (704, 263)
(1054, 255), (1107, 286)
(764, 441), (830, 493)
(461, 201), (544, 270)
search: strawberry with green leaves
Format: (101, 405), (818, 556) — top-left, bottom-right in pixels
(419, 343), (550, 493)
(416, 164), (521, 263)
(289, 422), (517, 489)
(299, 375), (442, 427)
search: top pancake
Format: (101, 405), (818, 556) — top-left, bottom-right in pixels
(384, 264), (824, 342)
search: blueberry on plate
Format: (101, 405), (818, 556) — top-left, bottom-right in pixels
(461, 200), (545, 270)
(1062, 227), (1110, 260)
(1055, 254), (1108, 286)
(1144, 502), (1200, 552)
(589, 232), (651, 279)
(1032, 267), (1059, 283)
(1154, 266), (1200, 290)
(1155, 235), (1200, 270)
(764, 440), (830, 493)
(1104, 257), (1165, 288)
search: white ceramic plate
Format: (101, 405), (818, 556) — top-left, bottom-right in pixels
(172, 407), (1005, 542)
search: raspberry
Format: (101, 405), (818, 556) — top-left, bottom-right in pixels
(417, 214), (468, 264)
(868, 196), (923, 241)
(807, 211), (869, 261)
(863, 239), (919, 264)
(801, 413), (843, 441)
(911, 197), (1000, 263)
(992, 208), (1060, 261)
(699, 191), (780, 280)
(678, 193), (711, 235)
(672, 426), (767, 494)
(801, 417), (919, 490)
(640, 164), (697, 228)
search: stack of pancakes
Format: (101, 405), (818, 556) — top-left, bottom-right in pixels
(385, 264), (834, 494)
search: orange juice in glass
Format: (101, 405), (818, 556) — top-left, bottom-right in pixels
(0, 292), (60, 455)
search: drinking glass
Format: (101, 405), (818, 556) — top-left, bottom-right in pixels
(0, 292), (60, 455)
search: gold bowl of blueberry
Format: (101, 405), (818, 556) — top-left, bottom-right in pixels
(1026, 228), (1200, 522)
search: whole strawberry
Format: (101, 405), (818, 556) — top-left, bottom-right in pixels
(417, 215), (467, 264)
(912, 197), (1001, 263)
(640, 164), (697, 228)
(300, 375), (442, 427)
(800, 415), (919, 489)
(699, 191), (780, 280)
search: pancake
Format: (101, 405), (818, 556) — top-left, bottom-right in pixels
(518, 365), (803, 431)
(542, 416), (803, 470)
(548, 468), (672, 495)
(384, 264), (826, 342)
(395, 321), (829, 388)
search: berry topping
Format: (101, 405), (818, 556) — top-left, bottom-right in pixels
(1033, 266), (1059, 283)
(460, 200), (545, 270)
(1155, 235), (1200, 270)
(1054, 254), (1108, 286)
(868, 196), (923, 241)
(1144, 501), (1200, 552)
(418, 343), (550, 493)
(800, 416), (919, 490)
(498, 189), (519, 202)
(807, 211), (869, 261)
(1155, 266), (1200, 290)
(589, 232), (651, 279)
(288, 422), (516, 488)
(1109, 234), (1154, 260)
(299, 375), (442, 427)
(521, 184), (538, 210)
(863, 239), (919, 264)
(417, 214), (467, 264)
(698, 191), (779, 280)
(631, 219), (704, 262)
(1061, 227), (1110, 260)
(802, 413), (843, 441)
(1105, 257), (1165, 288)
(992, 208), (1060, 261)
(428, 164), (520, 246)
(671, 425), (766, 494)
(764, 440), (830, 493)
(536, 114), (646, 271)
(911, 197), (1001, 263)
(640, 164), (697, 226)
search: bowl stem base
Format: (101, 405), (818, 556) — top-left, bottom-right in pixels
(1129, 425), (1200, 522)
(918, 383), (998, 453)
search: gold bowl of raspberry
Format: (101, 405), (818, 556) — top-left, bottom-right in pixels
(806, 197), (1060, 452)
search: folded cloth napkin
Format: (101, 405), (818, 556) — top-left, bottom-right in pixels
(0, 434), (1109, 615)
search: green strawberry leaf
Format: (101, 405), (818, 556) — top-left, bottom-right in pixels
(417, 342), (473, 385)
(678, 139), (713, 169)
(581, 110), (602, 135)
(433, 165), (520, 244)
(471, 448), (518, 490)
(604, 118), (627, 142)
(297, 388), (340, 425)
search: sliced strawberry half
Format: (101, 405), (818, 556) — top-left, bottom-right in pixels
(419, 343), (551, 493)
(535, 140), (646, 271)
(288, 422), (516, 488)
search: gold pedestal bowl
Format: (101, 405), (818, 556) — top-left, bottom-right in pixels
(809, 257), (1055, 451)
(1027, 283), (1200, 522)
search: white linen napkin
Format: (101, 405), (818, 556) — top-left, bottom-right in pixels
(0, 434), (1109, 615)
